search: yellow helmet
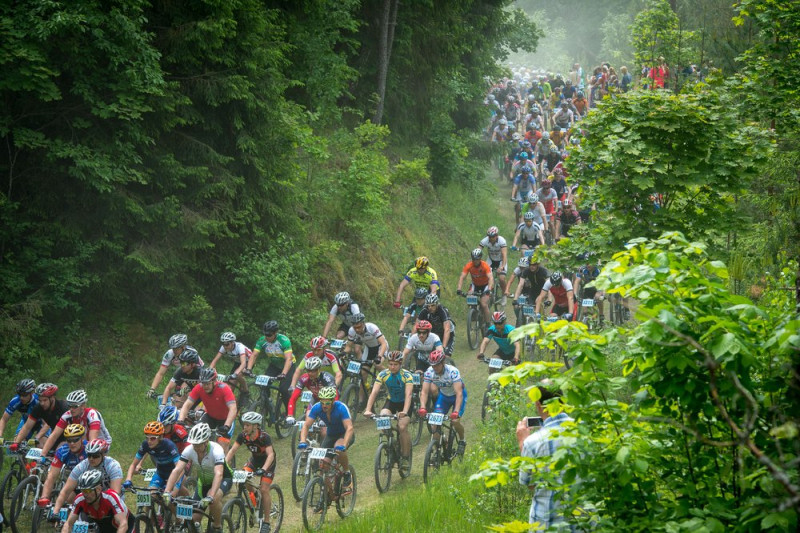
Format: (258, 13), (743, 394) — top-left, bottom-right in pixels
(415, 256), (429, 269)
(64, 423), (86, 438)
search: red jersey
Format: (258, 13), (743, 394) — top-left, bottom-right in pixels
(56, 407), (112, 444)
(462, 260), (492, 287)
(188, 383), (235, 421)
(72, 489), (127, 523)
(287, 372), (337, 416)
(165, 424), (189, 453)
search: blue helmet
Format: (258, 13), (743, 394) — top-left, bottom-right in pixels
(159, 406), (179, 425)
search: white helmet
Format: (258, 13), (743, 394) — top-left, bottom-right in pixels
(241, 412), (263, 425)
(187, 423), (212, 444)
(334, 292), (351, 305)
(220, 331), (236, 343)
(66, 389), (87, 406)
(305, 357), (323, 371)
(169, 334), (188, 349)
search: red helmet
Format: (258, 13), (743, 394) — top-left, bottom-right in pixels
(310, 336), (328, 349)
(541, 179), (552, 188)
(492, 311), (507, 323)
(417, 320), (432, 331)
(486, 226), (499, 237)
(428, 348), (446, 365)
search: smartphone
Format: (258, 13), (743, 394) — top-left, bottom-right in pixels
(525, 416), (543, 428)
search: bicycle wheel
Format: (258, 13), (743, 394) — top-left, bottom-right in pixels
(29, 502), (48, 533)
(481, 387), (491, 423)
(423, 439), (440, 483)
(290, 451), (310, 502)
(491, 284), (501, 311)
(220, 514), (235, 533)
(335, 466), (356, 518)
(9, 475), (38, 525)
(466, 308), (479, 350)
(447, 426), (462, 463)
(341, 383), (361, 423)
(136, 514), (154, 533)
(221, 497), (246, 533)
(300, 476), (327, 530)
(373, 442), (392, 494)
(398, 442), (412, 479)
(267, 485), (283, 533)
(0, 467), (23, 524)
(410, 413), (424, 447)
(272, 400), (291, 439)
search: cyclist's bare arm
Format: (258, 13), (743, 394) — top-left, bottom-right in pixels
(456, 271), (468, 292)
(363, 381), (383, 415)
(394, 278), (410, 303)
(164, 458), (188, 494)
(224, 441), (240, 464)
(150, 365), (169, 390)
(161, 380), (177, 407)
(178, 396), (196, 423)
(442, 321), (452, 348)
(322, 314), (336, 338)
(209, 351), (223, 369)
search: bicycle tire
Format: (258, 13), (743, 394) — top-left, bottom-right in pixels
(300, 476), (327, 531)
(447, 426), (461, 463)
(341, 383), (361, 423)
(481, 387), (491, 423)
(422, 439), (440, 483)
(373, 442), (392, 494)
(221, 497), (246, 533)
(410, 413), (424, 447)
(398, 441), (412, 479)
(491, 284), (502, 311)
(220, 513), (235, 533)
(136, 513), (155, 533)
(466, 308), (479, 350)
(268, 485), (283, 533)
(0, 467), (23, 525)
(335, 466), (356, 518)
(29, 502), (47, 533)
(290, 451), (309, 502)
(9, 475), (38, 526)
(272, 400), (291, 440)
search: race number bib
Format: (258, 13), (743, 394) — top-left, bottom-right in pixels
(330, 339), (345, 350)
(73, 521), (90, 533)
(523, 305), (535, 317)
(466, 295), (478, 306)
(375, 417), (391, 430)
(309, 448), (328, 460)
(216, 374), (227, 383)
(489, 358), (504, 369)
(25, 448), (42, 460)
(581, 299), (595, 307)
(546, 316), (558, 322)
(143, 469), (156, 482)
(232, 470), (249, 484)
(346, 360), (361, 374)
(428, 413), (445, 426)
(176, 504), (193, 521)
(136, 491), (151, 508)
(301, 390), (313, 403)
(523, 250), (534, 258)
(255, 375), (271, 386)
(411, 373), (421, 386)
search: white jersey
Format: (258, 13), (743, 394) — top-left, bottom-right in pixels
(328, 302), (361, 325)
(480, 236), (507, 263)
(69, 456), (123, 488)
(180, 441), (228, 485)
(517, 221), (543, 241)
(216, 341), (252, 361)
(160, 346), (203, 367)
(423, 364), (463, 396)
(347, 322), (384, 348)
(541, 278), (574, 292)
(405, 332), (442, 354)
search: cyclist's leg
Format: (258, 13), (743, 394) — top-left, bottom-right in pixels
(386, 400), (410, 457)
(210, 478), (233, 528)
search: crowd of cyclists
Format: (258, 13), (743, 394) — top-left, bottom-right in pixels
(0, 61), (635, 533)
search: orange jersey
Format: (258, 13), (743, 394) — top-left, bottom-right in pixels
(462, 261), (492, 286)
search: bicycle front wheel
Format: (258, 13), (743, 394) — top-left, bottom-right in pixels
(341, 383), (361, 423)
(273, 400), (292, 439)
(9, 474), (39, 524)
(423, 439), (440, 483)
(410, 412), (424, 447)
(335, 466), (356, 518)
(291, 451), (310, 502)
(136, 513), (155, 533)
(466, 308), (480, 350)
(221, 497), (246, 533)
(0, 467), (24, 524)
(374, 442), (392, 494)
(267, 485), (284, 533)
(301, 476), (327, 531)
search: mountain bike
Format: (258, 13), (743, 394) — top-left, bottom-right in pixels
(408, 372), (426, 447)
(339, 358), (384, 423)
(290, 420), (324, 502)
(422, 412), (462, 484)
(31, 502), (73, 533)
(369, 415), (411, 493)
(479, 357), (513, 422)
(608, 292), (630, 326)
(462, 292), (487, 350)
(577, 296), (601, 332)
(8, 447), (50, 531)
(246, 375), (292, 439)
(222, 470), (283, 533)
(129, 471), (173, 533)
(288, 390), (315, 459)
(514, 295), (540, 361)
(170, 495), (235, 533)
(300, 448), (356, 531)
(0, 442), (36, 528)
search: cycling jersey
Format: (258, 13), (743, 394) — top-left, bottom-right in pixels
(160, 346), (202, 368)
(164, 425), (189, 453)
(347, 322), (384, 348)
(236, 429), (273, 463)
(287, 372), (336, 416)
(69, 457), (123, 489)
(56, 407), (112, 445)
(553, 109), (574, 127)
(216, 341), (252, 362)
(551, 178), (568, 199)
(135, 438), (180, 480)
(180, 441), (232, 486)
(557, 208), (581, 227)
(375, 369), (414, 404)
(405, 332), (442, 354)
(187, 383), (235, 422)
(492, 125), (510, 141)
(403, 267), (440, 290)
(298, 350), (340, 373)
(252, 334), (295, 366)
(513, 174), (536, 196)
(480, 236), (508, 263)
(4, 393), (38, 418)
(423, 364), (463, 397)
(52, 441), (87, 469)
(541, 278), (574, 307)
(536, 187), (558, 214)
(402, 302), (425, 319)
(485, 324), (517, 358)
(328, 302), (361, 326)
(28, 399), (69, 443)
(517, 221), (543, 243)
(417, 307), (452, 339)
(577, 266), (600, 282)
(520, 267), (550, 298)
(308, 401), (351, 438)
(71, 490), (127, 525)
(462, 260), (492, 287)
(170, 367), (201, 389)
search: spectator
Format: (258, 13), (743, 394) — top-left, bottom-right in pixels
(620, 66), (632, 92)
(516, 382), (574, 530)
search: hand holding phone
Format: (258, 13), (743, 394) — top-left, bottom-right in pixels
(525, 416), (543, 428)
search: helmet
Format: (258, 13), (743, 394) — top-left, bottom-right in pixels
(542, 132), (550, 140)
(169, 334), (188, 349)
(471, 248), (483, 260)
(63, 424), (86, 438)
(351, 312), (365, 324)
(262, 321), (279, 335)
(527, 192), (538, 203)
(85, 439), (109, 455)
(187, 423), (212, 444)
(417, 320), (432, 331)
(499, 118), (507, 126)
(518, 151), (528, 160)
(521, 165), (532, 173)
(561, 100), (569, 107)
(386, 351), (404, 362)
(414, 287), (428, 299)
(577, 91), (585, 98)
(550, 272), (563, 284)
(66, 390), (87, 406)
(428, 348), (446, 366)
(198, 367), (218, 384)
(541, 179), (552, 188)
(310, 336), (328, 349)
(531, 106), (540, 115)
(415, 257), (429, 269)
(334, 292), (351, 305)
(305, 357), (323, 371)
(523, 211), (535, 221)
(522, 140), (532, 149)
(507, 95), (515, 102)
(179, 347), (200, 365)
(16, 379), (35, 395)
(241, 411), (263, 425)
(566, 79), (572, 85)
(528, 94), (535, 102)
(425, 293), (439, 305)
(518, 256), (530, 267)
(318, 386), (337, 400)
(563, 199), (571, 207)
(570, 137), (580, 145)
(492, 311), (507, 323)
(144, 421), (165, 436)
(487, 226), (499, 237)
(512, 132), (522, 141)
(159, 406), (179, 425)
(36, 383), (58, 397)
(76, 470), (104, 491)
(220, 332), (236, 343)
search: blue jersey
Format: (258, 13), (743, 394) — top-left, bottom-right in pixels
(486, 324), (517, 357)
(513, 174), (536, 194)
(135, 438), (180, 479)
(52, 441), (88, 470)
(308, 401), (351, 438)
(375, 369), (414, 404)
(577, 266), (600, 282)
(4, 393), (38, 418)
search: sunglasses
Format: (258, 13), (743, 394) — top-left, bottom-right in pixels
(66, 437), (82, 444)
(88, 453), (102, 459)
(146, 436), (160, 441)
(180, 361), (192, 366)
(80, 489), (96, 495)
(320, 400), (334, 405)
(68, 403), (83, 408)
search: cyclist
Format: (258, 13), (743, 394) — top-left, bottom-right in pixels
(511, 211), (545, 251)
(123, 421), (181, 494)
(297, 386), (355, 486)
(552, 99), (574, 131)
(37, 424), (87, 509)
(511, 166), (537, 223)
(147, 334), (202, 400)
(512, 259), (550, 324)
(178, 368), (237, 453)
(209, 332), (252, 409)
(550, 168), (568, 199)
(456, 248), (494, 328)
(53, 438), (123, 516)
(521, 191), (548, 231)
(343, 313), (389, 407)
(477, 312), (520, 364)
(0, 379), (39, 443)
(290, 336), (343, 390)
(535, 272), (575, 320)
(417, 348), (467, 456)
(398, 288), (428, 338)
(62, 470), (131, 533)
(402, 320), (442, 373)
(225, 412), (276, 533)
(285, 357), (336, 426)
(363, 351), (414, 468)
(536, 179), (559, 235)
(246, 320), (295, 410)
(415, 293), (454, 357)
(393, 257), (440, 309)
(12, 382), (65, 449)
(323, 291), (362, 340)
(161, 348), (203, 408)
(158, 406), (189, 453)
(574, 254), (604, 323)
(164, 423), (233, 533)
(556, 198), (582, 240)
(490, 117), (510, 142)
(533, 132), (557, 175)
(40, 390), (111, 458)
(480, 226), (509, 306)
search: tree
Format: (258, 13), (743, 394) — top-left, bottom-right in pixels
(631, 0), (697, 75)
(374, 0), (399, 125)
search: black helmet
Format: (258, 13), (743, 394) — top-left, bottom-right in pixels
(262, 321), (279, 335)
(179, 347), (200, 365)
(550, 272), (563, 285)
(16, 379), (36, 395)
(414, 288), (428, 299)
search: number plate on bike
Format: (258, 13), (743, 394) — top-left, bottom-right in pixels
(176, 504), (193, 521)
(547, 316), (558, 322)
(136, 491), (151, 508)
(309, 447), (327, 460)
(428, 413), (445, 426)
(346, 360), (361, 374)
(489, 358), (504, 369)
(216, 374), (227, 382)
(523, 249), (534, 258)
(73, 521), (90, 533)
(25, 447), (42, 460)
(255, 375), (271, 386)
(143, 469), (156, 482)
(523, 305), (535, 317)
(518, 295), (528, 305)
(412, 373), (421, 385)
(466, 295), (478, 305)
(232, 470), (249, 484)
(330, 339), (345, 350)
(59, 508), (69, 521)
(582, 299), (595, 307)
(375, 417), (391, 430)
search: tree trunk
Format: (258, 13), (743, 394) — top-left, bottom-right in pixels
(373, 0), (399, 125)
